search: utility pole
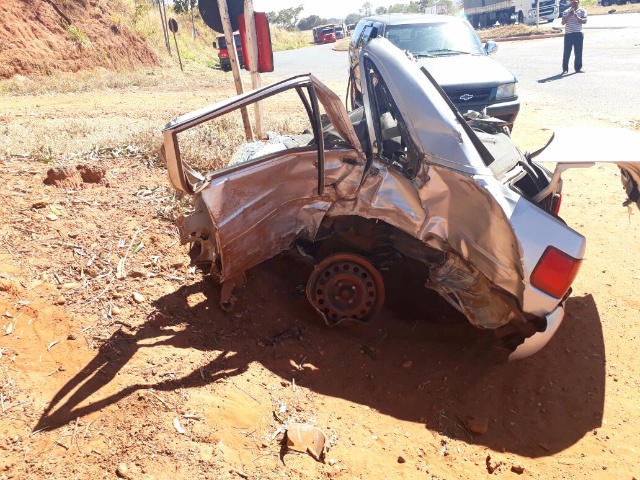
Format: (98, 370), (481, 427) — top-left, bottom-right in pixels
(191, 0), (197, 39)
(244, 0), (265, 139)
(158, 0), (171, 55)
(217, 0), (253, 141)
(162, 0), (172, 54)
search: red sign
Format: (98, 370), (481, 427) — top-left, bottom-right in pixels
(239, 12), (274, 73)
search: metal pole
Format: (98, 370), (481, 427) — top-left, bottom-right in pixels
(217, 0), (253, 141)
(172, 32), (183, 71)
(191, 1), (197, 39)
(157, 0), (171, 55)
(244, 0), (265, 139)
(162, 0), (172, 54)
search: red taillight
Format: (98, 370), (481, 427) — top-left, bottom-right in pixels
(530, 246), (582, 298)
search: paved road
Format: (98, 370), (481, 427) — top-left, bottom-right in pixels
(263, 13), (640, 127)
(494, 13), (640, 126)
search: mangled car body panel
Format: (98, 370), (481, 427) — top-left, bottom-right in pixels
(161, 37), (640, 360)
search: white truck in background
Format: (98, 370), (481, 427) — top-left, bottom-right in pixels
(424, 5), (449, 14)
(464, 0), (560, 28)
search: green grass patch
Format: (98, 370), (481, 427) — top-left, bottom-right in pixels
(65, 24), (92, 48)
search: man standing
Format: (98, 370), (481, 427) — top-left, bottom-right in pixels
(561, 0), (587, 74)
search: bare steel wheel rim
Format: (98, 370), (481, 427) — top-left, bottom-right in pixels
(306, 253), (385, 326)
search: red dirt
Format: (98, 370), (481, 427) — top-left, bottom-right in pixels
(1, 2), (640, 480)
(0, 0), (157, 78)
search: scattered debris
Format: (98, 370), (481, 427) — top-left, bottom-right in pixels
(286, 424), (327, 461)
(361, 345), (377, 359)
(230, 468), (248, 478)
(466, 416), (489, 435)
(538, 442), (551, 451)
(486, 454), (504, 474)
(132, 292), (145, 304)
(116, 462), (129, 479)
(173, 417), (186, 434)
(266, 324), (308, 346)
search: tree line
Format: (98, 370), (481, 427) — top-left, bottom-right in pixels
(267, 1), (457, 30)
(169, 1), (458, 32)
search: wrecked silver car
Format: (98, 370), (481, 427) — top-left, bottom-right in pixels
(161, 38), (640, 360)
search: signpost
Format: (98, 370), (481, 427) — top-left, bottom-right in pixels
(199, 0), (272, 141)
(243, 0), (265, 139)
(215, 0), (253, 140)
(167, 18), (184, 72)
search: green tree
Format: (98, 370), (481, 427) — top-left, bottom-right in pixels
(422, 0), (458, 14)
(359, 2), (373, 16)
(345, 13), (361, 24)
(388, 3), (409, 13)
(172, 0), (195, 14)
(298, 15), (328, 30)
(267, 5), (305, 30)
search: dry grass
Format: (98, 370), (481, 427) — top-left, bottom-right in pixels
(584, 2), (640, 14)
(3, 0), (638, 166)
(480, 2), (640, 39)
(479, 24), (563, 41)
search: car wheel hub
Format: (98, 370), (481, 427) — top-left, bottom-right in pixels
(306, 253), (385, 326)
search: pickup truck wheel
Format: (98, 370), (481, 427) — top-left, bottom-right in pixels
(601, 0), (611, 5)
(306, 253), (385, 326)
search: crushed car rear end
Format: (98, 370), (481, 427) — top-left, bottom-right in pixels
(160, 36), (640, 362)
(354, 38), (592, 359)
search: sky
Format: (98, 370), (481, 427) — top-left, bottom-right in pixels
(252, 0), (378, 20)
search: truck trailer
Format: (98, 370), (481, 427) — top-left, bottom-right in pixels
(464, 0), (559, 28)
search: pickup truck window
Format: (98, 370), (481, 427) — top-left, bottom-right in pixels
(384, 22), (484, 57)
(349, 21), (367, 49)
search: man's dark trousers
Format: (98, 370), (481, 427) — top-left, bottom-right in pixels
(563, 32), (584, 72)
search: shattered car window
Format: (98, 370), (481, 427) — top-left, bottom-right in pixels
(173, 87), (350, 177)
(364, 59), (420, 178)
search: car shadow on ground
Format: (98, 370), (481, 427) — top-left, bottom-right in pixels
(34, 251), (605, 458)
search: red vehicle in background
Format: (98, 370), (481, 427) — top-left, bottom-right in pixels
(312, 25), (337, 44)
(214, 32), (245, 72)
(319, 26), (336, 43)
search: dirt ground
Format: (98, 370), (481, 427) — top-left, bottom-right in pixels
(2, 79), (640, 480)
(2, 2), (640, 480)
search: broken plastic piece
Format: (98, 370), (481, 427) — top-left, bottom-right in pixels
(286, 423), (326, 460)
